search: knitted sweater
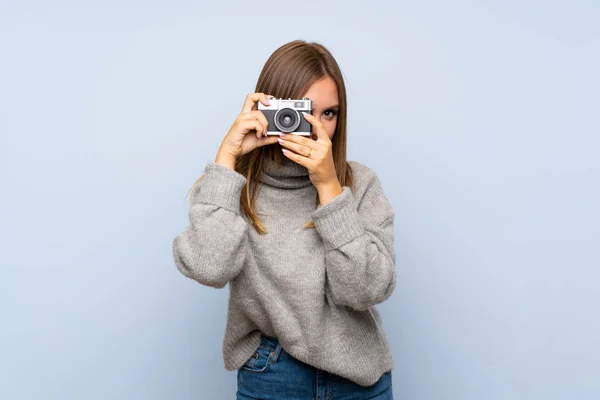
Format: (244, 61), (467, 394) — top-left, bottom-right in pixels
(172, 156), (396, 387)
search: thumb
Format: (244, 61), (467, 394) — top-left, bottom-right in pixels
(256, 135), (280, 147)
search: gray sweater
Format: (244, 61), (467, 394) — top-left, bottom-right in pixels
(172, 156), (397, 387)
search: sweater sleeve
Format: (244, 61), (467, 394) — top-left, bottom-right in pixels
(172, 162), (249, 289)
(310, 172), (396, 312)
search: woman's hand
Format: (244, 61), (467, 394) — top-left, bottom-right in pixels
(278, 112), (340, 190)
(217, 93), (280, 163)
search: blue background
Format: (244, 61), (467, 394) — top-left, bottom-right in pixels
(1, 1), (598, 399)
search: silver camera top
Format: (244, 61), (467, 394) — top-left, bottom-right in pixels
(258, 97), (312, 111)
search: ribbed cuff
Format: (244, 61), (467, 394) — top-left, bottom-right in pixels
(196, 162), (247, 214)
(310, 186), (364, 251)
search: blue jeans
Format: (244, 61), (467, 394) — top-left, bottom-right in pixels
(236, 334), (394, 400)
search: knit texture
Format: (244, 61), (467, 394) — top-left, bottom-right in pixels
(172, 155), (396, 387)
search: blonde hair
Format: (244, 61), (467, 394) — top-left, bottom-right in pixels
(187, 40), (355, 234)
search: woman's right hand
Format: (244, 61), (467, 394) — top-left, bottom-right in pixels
(217, 93), (280, 162)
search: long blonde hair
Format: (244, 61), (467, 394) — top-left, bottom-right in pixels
(188, 40), (355, 234)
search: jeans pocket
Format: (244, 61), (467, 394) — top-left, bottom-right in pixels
(240, 344), (273, 374)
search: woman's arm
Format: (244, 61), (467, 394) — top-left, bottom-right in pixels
(172, 162), (249, 289)
(311, 171), (396, 312)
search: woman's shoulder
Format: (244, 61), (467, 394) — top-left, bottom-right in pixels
(346, 160), (393, 216)
(347, 159), (375, 173)
(347, 159), (395, 219)
(347, 159), (383, 193)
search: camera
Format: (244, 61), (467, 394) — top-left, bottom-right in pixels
(257, 97), (313, 136)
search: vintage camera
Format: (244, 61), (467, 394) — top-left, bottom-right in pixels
(257, 97), (313, 136)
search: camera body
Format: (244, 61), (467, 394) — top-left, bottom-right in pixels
(257, 97), (313, 136)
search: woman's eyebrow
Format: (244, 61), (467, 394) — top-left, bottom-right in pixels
(312, 104), (340, 110)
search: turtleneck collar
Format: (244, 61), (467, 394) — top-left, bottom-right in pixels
(259, 156), (313, 189)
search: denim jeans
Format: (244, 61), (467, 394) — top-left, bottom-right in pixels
(236, 334), (394, 400)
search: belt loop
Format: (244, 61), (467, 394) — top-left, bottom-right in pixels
(269, 340), (283, 363)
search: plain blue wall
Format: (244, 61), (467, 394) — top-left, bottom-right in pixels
(1, 1), (598, 399)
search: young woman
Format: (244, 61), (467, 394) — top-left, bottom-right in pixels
(173, 40), (396, 399)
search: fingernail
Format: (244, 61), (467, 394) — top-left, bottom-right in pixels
(279, 133), (287, 138)
(302, 112), (309, 116)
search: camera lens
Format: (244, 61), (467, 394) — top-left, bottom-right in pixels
(274, 108), (300, 133)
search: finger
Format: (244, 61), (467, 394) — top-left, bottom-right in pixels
(279, 131), (312, 146)
(241, 93), (270, 114)
(240, 112), (268, 129)
(240, 119), (263, 137)
(254, 120), (265, 138)
(278, 137), (314, 157)
(302, 112), (329, 142)
(281, 147), (311, 168)
(281, 148), (304, 166)
(240, 112), (268, 136)
(248, 110), (269, 134)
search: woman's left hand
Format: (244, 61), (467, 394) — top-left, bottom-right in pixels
(277, 112), (339, 189)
